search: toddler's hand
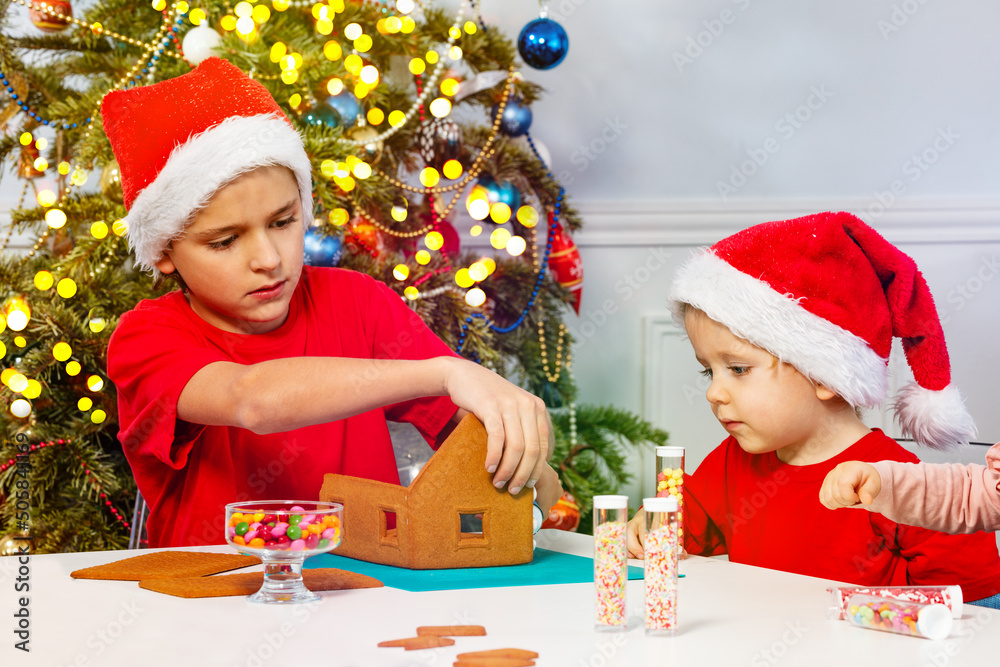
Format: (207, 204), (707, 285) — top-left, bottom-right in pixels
(819, 461), (882, 509)
(626, 509), (646, 559)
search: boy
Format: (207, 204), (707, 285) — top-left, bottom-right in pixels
(102, 58), (560, 548)
(627, 212), (1000, 605)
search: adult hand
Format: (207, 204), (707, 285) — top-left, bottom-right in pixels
(819, 461), (882, 509)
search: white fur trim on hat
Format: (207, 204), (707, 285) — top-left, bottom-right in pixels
(893, 382), (977, 450)
(124, 113), (313, 276)
(669, 250), (888, 407)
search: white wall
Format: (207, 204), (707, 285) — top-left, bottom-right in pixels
(5, 1), (1000, 507)
(460, 0), (1000, 503)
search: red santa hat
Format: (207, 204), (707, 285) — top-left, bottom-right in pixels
(100, 57), (313, 275)
(670, 211), (975, 450)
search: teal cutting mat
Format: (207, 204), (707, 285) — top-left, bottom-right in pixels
(304, 548), (645, 592)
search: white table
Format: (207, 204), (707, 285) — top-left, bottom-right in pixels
(3, 530), (998, 666)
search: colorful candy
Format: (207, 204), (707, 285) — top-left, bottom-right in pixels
(844, 594), (952, 640)
(643, 497), (679, 635)
(225, 506), (342, 555)
(593, 495), (629, 630)
(655, 447), (685, 558)
(827, 585), (962, 620)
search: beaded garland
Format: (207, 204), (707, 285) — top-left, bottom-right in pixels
(455, 130), (566, 352)
(2, 4), (186, 129)
(0, 438), (131, 531)
(14, 0), (183, 58)
(340, 0), (468, 149)
(538, 319), (569, 383)
(373, 66), (518, 196)
(0, 182), (29, 253)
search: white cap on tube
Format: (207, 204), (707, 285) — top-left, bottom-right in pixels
(916, 605), (953, 641)
(593, 495), (629, 510)
(643, 497), (678, 513)
(655, 446), (685, 457)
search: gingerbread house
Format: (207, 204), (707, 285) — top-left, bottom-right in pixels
(319, 414), (533, 569)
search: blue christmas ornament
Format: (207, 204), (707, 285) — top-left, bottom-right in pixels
(518, 18), (569, 70)
(303, 227), (343, 267)
(492, 97), (532, 137)
(303, 105), (339, 128)
(325, 91), (362, 126)
(477, 174), (521, 212)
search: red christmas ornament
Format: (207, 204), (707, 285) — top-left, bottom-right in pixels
(541, 491), (581, 532)
(346, 218), (383, 257)
(434, 218), (461, 258)
(547, 212), (583, 314)
(19, 144), (44, 178)
(396, 200), (461, 259)
(29, 0), (73, 33)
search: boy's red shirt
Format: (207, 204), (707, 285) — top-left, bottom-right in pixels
(108, 267), (459, 547)
(684, 430), (1000, 601)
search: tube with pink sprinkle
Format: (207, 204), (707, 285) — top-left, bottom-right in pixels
(593, 495), (629, 631)
(643, 496), (679, 636)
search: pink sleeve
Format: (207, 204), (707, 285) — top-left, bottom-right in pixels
(867, 443), (1000, 533)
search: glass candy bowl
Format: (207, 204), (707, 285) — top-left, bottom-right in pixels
(225, 500), (343, 604)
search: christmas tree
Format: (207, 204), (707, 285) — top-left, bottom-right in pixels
(0, 0), (667, 553)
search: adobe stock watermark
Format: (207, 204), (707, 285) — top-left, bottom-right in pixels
(920, 607), (994, 667)
(716, 85), (834, 201)
(673, 0), (755, 72)
(11, 431), (32, 654)
(939, 253), (1000, 325)
(64, 600), (144, 665)
(862, 126), (959, 221)
(726, 471), (790, 534)
(750, 620), (809, 666)
(404, 608), (489, 666)
(577, 615), (640, 667)
(877, 0), (933, 41)
(247, 439), (308, 494)
(235, 600), (321, 667)
(566, 247), (672, 347)
(556, 116), (629, 186)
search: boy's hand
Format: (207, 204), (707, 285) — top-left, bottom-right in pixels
(442, 358), (550, 495)
(627, 509), (646, 558)
(819, 461), (882, 509)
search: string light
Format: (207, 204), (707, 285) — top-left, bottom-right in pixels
(340, 1), (469, 149)
(0, 438), (131, 529)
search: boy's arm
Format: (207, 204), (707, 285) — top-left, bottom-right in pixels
(178, 354), (549, 493)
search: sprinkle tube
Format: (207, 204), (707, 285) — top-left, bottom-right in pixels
(593, 495), (628, 631)
(655, 446), (685, 559)
(844, 593), (952, 640)
(643, 496), (679, 635)
(827, 585), (963, 620)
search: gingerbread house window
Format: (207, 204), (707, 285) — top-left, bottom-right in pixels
(457, 509), (489, 549)
(379, 507), (398, 547)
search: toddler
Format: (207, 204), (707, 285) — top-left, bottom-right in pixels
(626, 212), (1000, 606)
